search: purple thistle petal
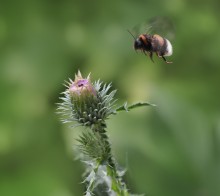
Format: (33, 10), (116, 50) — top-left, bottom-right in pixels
(69, 73), (96, 97)
(77, 79), (89, 87)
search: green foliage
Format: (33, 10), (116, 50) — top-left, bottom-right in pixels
(116, 102), (155, 112)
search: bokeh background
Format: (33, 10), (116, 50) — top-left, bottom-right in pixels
(1, 0), (220, 195)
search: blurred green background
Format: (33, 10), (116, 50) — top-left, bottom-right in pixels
(1, 0), (220, 195)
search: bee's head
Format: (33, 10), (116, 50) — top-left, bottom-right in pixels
(134, 38), (143, 50)
(127, 30), (142, 51)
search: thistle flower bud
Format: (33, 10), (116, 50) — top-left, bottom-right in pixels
(69, 71), (96, 98)
(57, 71), (117, 128)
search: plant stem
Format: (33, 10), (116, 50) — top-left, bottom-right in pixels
(92, 122), (128, 196)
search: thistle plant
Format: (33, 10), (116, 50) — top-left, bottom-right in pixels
(57, 71), (153, 196)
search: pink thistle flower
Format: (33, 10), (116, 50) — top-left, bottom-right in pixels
(69, 71), (96, 98)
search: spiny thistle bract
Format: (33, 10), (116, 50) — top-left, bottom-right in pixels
(57, 71), (117, 129)
(57, 70), (153, 196)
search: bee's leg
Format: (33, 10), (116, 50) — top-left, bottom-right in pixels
(156, 52), (162, 57)
(149, 52), (154, 63)
(143, 50), (148, 56)
(162, 56), (173, 64)
(143, 51), (154, 63)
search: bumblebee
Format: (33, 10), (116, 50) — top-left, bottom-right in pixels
(129, 31), (173, 63)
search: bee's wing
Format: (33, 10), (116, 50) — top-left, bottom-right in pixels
(148, 16), (175, 41)
(128, 16), (175, 40)
(129, 21), (152, 38)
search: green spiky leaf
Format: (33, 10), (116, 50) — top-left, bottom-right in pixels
(76, 130), (112, 163)
(115, 102), (156, 112)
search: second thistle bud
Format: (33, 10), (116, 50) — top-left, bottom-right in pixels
(58, 71), (117, 128)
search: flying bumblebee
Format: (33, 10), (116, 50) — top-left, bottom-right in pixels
(128, 17), (174, 63)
